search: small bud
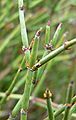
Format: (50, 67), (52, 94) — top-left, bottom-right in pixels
(47, 20), (51, 26)
(44, 89), (52, 99)
(22, 46), (29, 52)
(35, 27), (42, 39)
(45, 43), (54, 51)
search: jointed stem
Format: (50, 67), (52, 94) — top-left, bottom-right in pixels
(32, 39), (76, 71)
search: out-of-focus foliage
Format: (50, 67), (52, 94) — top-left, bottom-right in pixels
(0, 0), (76, 120)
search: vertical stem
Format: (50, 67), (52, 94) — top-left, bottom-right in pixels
(44, 97), (76, 120)
(44, 89), (54, 120)
(18, 0), (30, 65)
(45, 21), (50, 45)
(18, 0), (28, 47)
(63, 81), (74, 120)
(21, 29), (41, 120)
(69, 103), (76, 120)
(21, 108), (27, 120)
(51, 23), (62, 47)
(31, 70), (38, 93)
(18, 0), (30, 119)
(33, 22), (62, 96)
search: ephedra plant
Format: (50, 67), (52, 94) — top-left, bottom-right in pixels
(0, 0), (76, 120)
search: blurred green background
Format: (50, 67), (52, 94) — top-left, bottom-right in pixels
(0, 0), (76, 120)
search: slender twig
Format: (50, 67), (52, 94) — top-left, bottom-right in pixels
(45, 20), (50, 45)
(5, 0), (30, 119)
(8, 92), (76, 120)
(0, 56), (25, 106)
(68, 103), (76, 120)
(44, 94), (76, 120)
(0, 0), (31, 105)
(63, 81), (74, 120)
(0, 92), (60, 110)
(18, 0), (30, 65)
(44, 89), (54, 120)
(51, 23), (62, 47)
(21, 28), (41, 120)
(33, 23), (63, 96)
(32, 38), (76, 71)
(33, 21), (52, 96)
(8, 37), (76, 119)
(17, 0), (31, 119)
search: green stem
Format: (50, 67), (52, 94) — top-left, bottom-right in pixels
(0, 56), (25, 106)
(45, 21), (50, 44)
(21, 108), (27, 120)
(63, 81), (74, 120)
(18, 0), (28, 47)
(21, 28), (41, 120)
(31, 70), (38, 93)
(18, 0), (30, 65)
(44, 96), (76, 120)
(69, 103), (76, 120)
(32, 38), (76, 71)
(33, 22), (62, 96)
(47, 98), (54, 120)
(72, 96), (76, 104)
(51, 23), (62, 47)
(33, 60), (54, 96)
(44, 89), (54, 120)
(8, 93), (76, 120)
(18, 0), (30, 119)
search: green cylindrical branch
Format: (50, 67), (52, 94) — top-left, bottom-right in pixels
(72, 96), (76, 104)
(33, 22), (62, 96)
(68, 103), (76, 120)
(18, 0), (30, 65)
(32, 70), (38, 85)
(31, 70), (38, 93)
(44, 86), (76, 120)
(8, 94), (76, 120)
(45, 21), (54, 51)
(44, 89), (54, 120)
(18, 0), (28, 47)
(45, 21), (50, 45)
(66, 81), (74, 104)
(56, 31), (68, 48)
(10, 97), (22, 119)
(63, 81), (74, 120)
(36, 21), (51, 88)
(54, 94), (76, 119)
(21, 28), (42, 120)
(0, 56), (25, 106)
(51, 23), (62, 47)
(32, 38), (76, 71)
(30, 27), (42, 67)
